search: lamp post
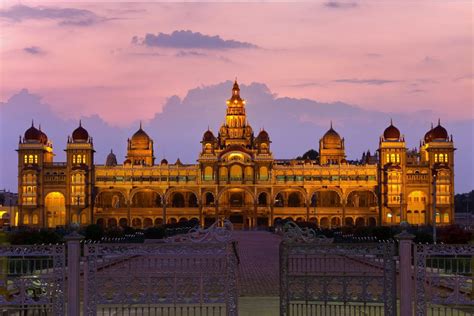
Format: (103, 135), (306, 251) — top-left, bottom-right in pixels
(399, 192), (403, 224)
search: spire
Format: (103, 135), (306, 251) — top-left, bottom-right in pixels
(39, 124), (41, 131)
(390, 118), (393, 125)
(232, 79), (240, 96)
(79, 119), (82, 127)
(31, 119), (34, 127)
(437, 118), (441, 126)
(330, 120), (333, 129)
(139, 120), (142, 129)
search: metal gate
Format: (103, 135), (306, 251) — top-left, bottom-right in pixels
(82, 220), (238, 316)
(0, 244), (66, 315)
(414, 243), (474, 316)
(279, 222), (396, 316)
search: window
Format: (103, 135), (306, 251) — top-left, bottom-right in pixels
(24, 155), (28, 163)
(73, 155), (76, 164)
(77, 155), (82, 164)
(28, 155), (34, 163)
(82, 155), (86, 164)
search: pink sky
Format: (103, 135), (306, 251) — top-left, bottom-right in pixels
(0, 1), (472, 126)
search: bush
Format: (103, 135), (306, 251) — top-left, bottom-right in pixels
(144, 227), (165, 239)
(82, 224), (103, 241)
(8, 229), (63, 245)
(438, 225), (472, 244)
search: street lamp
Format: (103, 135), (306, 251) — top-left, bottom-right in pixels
(432, 171), (437, 244)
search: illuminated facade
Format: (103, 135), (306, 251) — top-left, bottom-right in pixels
(17, 81), (455, 229)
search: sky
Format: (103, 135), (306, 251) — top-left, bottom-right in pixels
(0, 1), (473, 192)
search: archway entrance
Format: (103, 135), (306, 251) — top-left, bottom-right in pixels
(218, 188), (254, 230)
(45, 192), (66, 228)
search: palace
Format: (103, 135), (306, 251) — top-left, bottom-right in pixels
(16, 81), (455, 229)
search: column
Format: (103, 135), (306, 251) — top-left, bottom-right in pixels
(65, 231), (84, 316)
(395, 225), (415, 316)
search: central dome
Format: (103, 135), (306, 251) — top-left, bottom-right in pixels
(72, 121), (89, 142)
(383, 120), (401, 141)
(322, 124), (342, 149)
(130, 123), (151, 150)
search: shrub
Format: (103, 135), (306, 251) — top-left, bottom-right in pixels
(144, 227), (165, 239)
(82, 224), (103, 241)
(438, 225), (472, 244)
(8, 229), (62, 245)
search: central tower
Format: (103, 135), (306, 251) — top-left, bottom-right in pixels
(219, 80), (253, 147)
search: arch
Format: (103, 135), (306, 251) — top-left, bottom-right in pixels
(178, 217), (187, 223)
(407, 191), (428, 224)
(95, 190), (127, 208)
(131, 189), (162, 208)
(23, 214), (30, 225)
(96, 218), (105, 228)
(80, 212), (87, 225)
(274, 193), (284, 207)
(107, 218), (117, 228)
(171, 192), (185, 208)
(309, 217), (318, 225)
(154, 218), (163, 226)
(288, 192), (303, 207)
(204, 192), (215, 206)
(168, 217), (178, 224)
(368, 217), (377, 227)
(355, 217), (365, 227)
(32, 214), (39, 225)
(442, 212), (449, 223)
(143, 218), (153, 228)
(132, 218), (142, 228)
(284, 217), (294, 222)
(320, 217), (329, 228)
(229, 192), (244, 207)
(119, 218), (128, 227)
(244, 166), (254, 179)
(344, 217), (354, 226)
(295, 217), (304, 222)
(189, 217), (199, 225)
(346, 190), (378, 207)
(188, 193), (198, 207)
(45, 192), (66, 228)
(216, 186), (256, 205)
(258, 192), (268, 206)
(331, 217), (341, 227)
(310, 190), (341, 207)
(219, 167), (228, 180)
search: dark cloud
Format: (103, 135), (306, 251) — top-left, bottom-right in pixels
(23, 46), (44, 55)
(323, 2), (358, 9)
(0, 4), (106, 26)
(1, 83), (472, 193)
(175, 50), (208, 57)
(133, 30), (258, 49)
(333, 78), (400, 85)
(287, 82), (323, 88)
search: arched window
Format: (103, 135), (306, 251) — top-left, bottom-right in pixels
(28, 155), (34, 163)
(259, 166), (268, 180)
(288, 192), (302, 207)
(258, 192), (268, 206)
(230, 193), (243, 207)
(205, 192), (214, 206)
(244, 166), (253, 180)
(171, 193), (185, 207)
(24, 155), (28, 163)
(230, 165), (242, 181)
(188, 193), (198, 207)
(204, 166), (213, 181)
(219, 167), (228, 180)
(274, 193), (284, 207)
(77, 155), (82, 164)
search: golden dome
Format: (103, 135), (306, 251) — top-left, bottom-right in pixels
(322, 123), (342, 149)
(130, 122), (151, 150)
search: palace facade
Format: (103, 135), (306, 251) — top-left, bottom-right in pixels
(17, 81), (455, 229)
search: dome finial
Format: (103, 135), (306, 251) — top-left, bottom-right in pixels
(438, 118), (441, 126)
(38, 124), (41, 131)
(139, 120), (142, 129)
(79, 119), (82, 127)
(390, 118), (393, 125)
(330, 120), (333, 129)
(31, 119), (34, 127)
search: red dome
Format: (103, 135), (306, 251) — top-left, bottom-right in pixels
(383, 121), (400, 140)
(24, 122), (41, 142)
(431, 122), (448, 140)
(203, 130), (215, 142)
(424, 126), (433, 143)
(160, 158), (168, 165)
(257, 129), (270, 142)
(72, 121), (89, 142)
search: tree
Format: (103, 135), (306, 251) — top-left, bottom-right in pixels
(296, 149), (319, 161)
(455, 190), (474, 213)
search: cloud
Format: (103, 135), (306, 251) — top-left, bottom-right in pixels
(23, 46), (44, 55)
(366, 53), (382, 58)
(333, 78), (400, 85)
(287, 82), (323, 88)
(0, 4), (106, 26)
(133, 30), (258, 49)
(323, 2), (358, 9)
(1, 83), (472, 194)
(175, 50), (208, 58)
(453, 74), (474, 82)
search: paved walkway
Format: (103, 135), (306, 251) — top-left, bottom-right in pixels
(233, 231), (282, 297)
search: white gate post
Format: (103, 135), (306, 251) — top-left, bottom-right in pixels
(396, 222), (415, 316)
(65, 230), (84, 316)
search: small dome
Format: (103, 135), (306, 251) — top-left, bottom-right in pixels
(160, 158), (168, 165)
(203, 129), (215, 142)
(257, 129), (270, 142)
(24, 122), (41, 142)
(130, 123), (151, 150)
(383, 120), (401, 141)
(424, 125), (433, 143)
(124, 158), (132, 165)
(72, 121), (89, 142)
(175, 158), (183, 166)
(106, 150), (117, 166)
(431, 120), (448, 141)
(322, 123), (342, 149)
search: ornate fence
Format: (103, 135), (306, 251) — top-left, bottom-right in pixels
(0, 244), (65, 315)
(279, 222), (397, 316)
(83, 220), (238, 316)
(414, 244), (474, 316)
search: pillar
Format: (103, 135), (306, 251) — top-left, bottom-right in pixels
(65, 231), (84, 316)
(395, 223), (415, 316)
